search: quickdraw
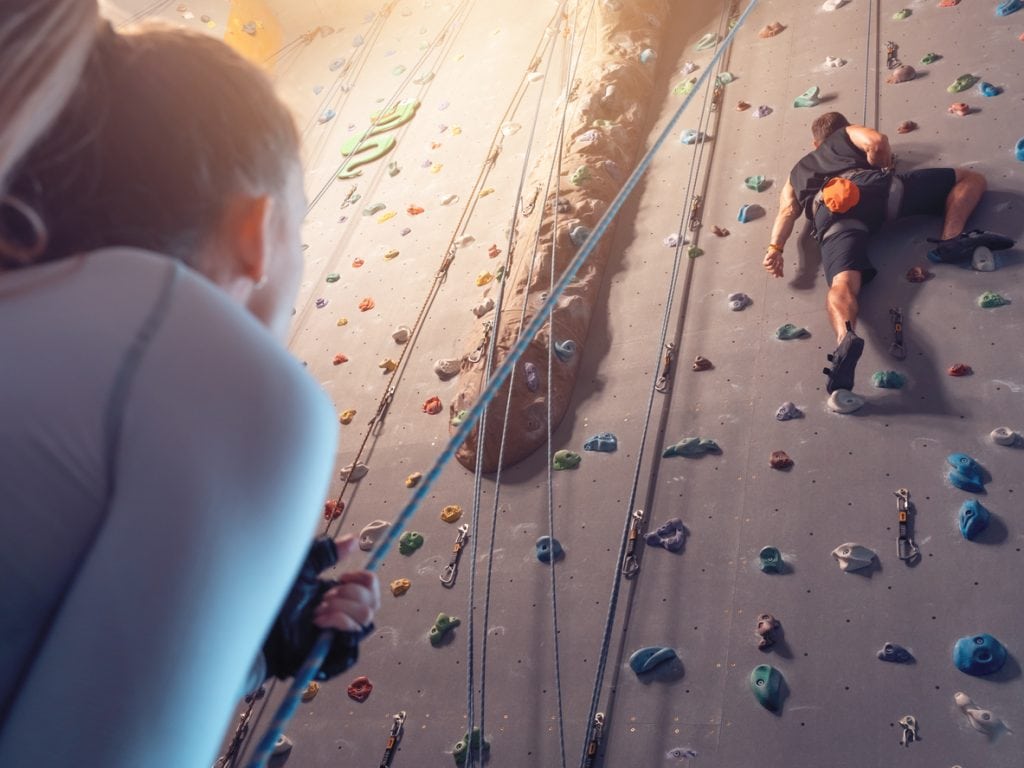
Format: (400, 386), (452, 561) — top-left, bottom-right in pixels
(582, 713), (605, 768)
(466, 322), (494, 364)
(655, 343), (676, 393)
(622, 509), (645, 577)
(378, 710), (406, 768)
(688, 194), (703, 232)
(440, 524), (470, 587)
(895, 488), (919, 563)
(889, 307), (906, 360)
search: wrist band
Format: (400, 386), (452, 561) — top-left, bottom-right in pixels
(767, 243), (784, 254)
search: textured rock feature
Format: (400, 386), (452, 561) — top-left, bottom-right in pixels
(452, 0), (669, 472)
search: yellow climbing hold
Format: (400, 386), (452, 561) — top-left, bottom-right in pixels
(390, 578), (411, 596)
(475, 271), (494, 286)
(379, 358), (398, 373)
(479, 188), (495, 198)
(339, 409), (356, 425)
(383, 248), (400, 260)
(301, 682), (320, 703)
(431, 163), (443, 174)
(451, 126), (462, 135)
(405, 472), (423, 488)
(337, 317), (349, 326)
(441, 504), (463, 523)
(377, 210), (397, 223)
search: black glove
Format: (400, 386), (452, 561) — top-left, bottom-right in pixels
(261, 536), (373, 682)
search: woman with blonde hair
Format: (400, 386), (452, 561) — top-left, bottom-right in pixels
(0, 2), (377, 764)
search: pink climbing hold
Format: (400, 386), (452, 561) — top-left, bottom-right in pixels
(948, 102), (972, 116)
(886, 65), (916, 84)
(332, 353), (349, 366)
(758, 22), (786, 38)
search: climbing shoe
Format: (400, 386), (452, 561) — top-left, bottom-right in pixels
(823, 323), (864, 394)
(926, 229), (1015, 264)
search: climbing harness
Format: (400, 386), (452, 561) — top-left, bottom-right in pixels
(621, 509), (645, 578)
(898, 715), (919, 747)
(582, 713), (605, 768)
(654, 343), (676, 393)
(895, 488), (919, 563)
(889, 307), (906, 360)
(440, 524), (470, 587)
(377, 711), (406, 768)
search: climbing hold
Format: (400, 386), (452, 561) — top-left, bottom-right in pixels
(390, 578), (411, 597)
(681, 60), (698, 75)
(745, 175), (768, 192)
(569, 224), (592, 246)
(948, 102), (972, 116)
(487, 244), (501, 259)
(428, 612), (460, 646)
(775, 323), (809, 340)
(500, 122), (521, 137)
(758, 546), (784, 573)
(892, 8), (911, 19)
(832, 543), (876, 572)
(920, 52), (941, 65)
(339, 409), (357, 424)
(971, 246), (996, 272)
(329, 58), (345, 72)
(339, 462), (369, 482)
(301, 681), (319, 702)
(406, 205), (424, 216)
(554, 339), (577, 362)
(953, 634), (1008, 676)
(628, 646), (678, 675)
(363, 203), (386, 216)
(402, 472), (423, 489)
(377, 211), (397, 223)
(524, 362), (539, 392)
(323, 499), (343, 521)
(439, 193), (459, 206)
(383, 248), (399, 261)
(475, 271), (494, 287)
(450, 410), (468, 427)
(441, 504), (463, 523)
(948, 74), (978, 93)
(694, 32), (718, 51)
(775, 402), (803, 421)
(343, 675), (372, 703)
(955, 692), (998, 733)
(978, 291), (1009, 308)
(584, 433), (618, 453)
(687, 246), (704, 259)
(386, 160), (401, 177)
(645, 518), (686, 552)
(769, 450), (793, 470)
(872, 370), (906, 389)
(392, 326), (411, 344)
(434, 358), (462, 378)
(755, 614), (780, 650)
(822, 0), (849, 10)
(452, 727), (489, 765)
(665, 747), (699, 761)
(662, 437), (721, 458)
(1016, 137), (1024, 162)
(738, 204), (765, 222)
(399, 531), (425, 556)
(570, 166), (591, 186)
(315, 298), (328, 309)
(947, 452), (986, 493)
(536, 535), (564, 563)
(997, 0), (1022, 15)
(472, 297), (494, 318)
(422, 396), (443, 415)
(959, 499), (991, 540)
(905, 265), (929, 282)
(750, 665), (783, 711)
(824, 56), (847, 68)
(272, 735), (292, 756)
(712, 225), (730, 237)
(326, 272), (340, 283)
(758, 22), (786, 38)
(878, 643), (915, 663)
(664, 233), (681, 248)
(379, 358), (398, 374)
(729, 292), (752, 311)
(639, 48), (656, 64)
(351, 258), (364, 269)
(689, 356), (712, 372)
(990, 427), (1021, 446)
(358, 520), (390, 551)
(358, 297), (375, 312)
(896, 120), (917, 134)
(948, 363), (973, 377)
(332, 354), (349, 366)
(939, 0), (960, 5)
(736, 101), (751, 112)
(552, 449), (581, 470)
(679, 129), (705, 145)
(793, 86), (821, 108)
(752, 105), (773, 118)
(716, 72), (736, 86)
(317, 108), (336, 125)
(886, 65), (917, 84)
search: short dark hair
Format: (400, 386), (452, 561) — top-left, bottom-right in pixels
(811, 112), (851, 144)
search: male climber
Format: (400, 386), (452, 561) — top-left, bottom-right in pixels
(761, 111), (1014, 394)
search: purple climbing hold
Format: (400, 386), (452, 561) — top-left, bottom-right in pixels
(775, 402), (803, 421)
(752, 105), (773, 119)
(645, 518), (686, 552)
(583, 432), (618, 452)
(877, 642), (914, 663)
(315, 297), (328, 309)
(524, 362), (539, 392)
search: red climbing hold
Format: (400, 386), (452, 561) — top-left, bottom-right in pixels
(347, 675), (373, 702)
(422, 396), (443, 415)
(948, 363), (973, 377)
(770, 450), (794, 470)
(488, 244), (501, 258)
(938, 0), (960, 6)
(332, 353), (349, 365)
(407, 205), (425, 216)
(323, 499), (344, 521)
(736, 100), (751, 111)
(712, 225), (730, 237)
(359, 297), (375, 312)
(905, 266), (930, 283)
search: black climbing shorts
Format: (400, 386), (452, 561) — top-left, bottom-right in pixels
(820, 227), (877, 287)
(896, 168), (957, 217)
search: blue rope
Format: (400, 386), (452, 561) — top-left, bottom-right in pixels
(247, 2), (758, 764)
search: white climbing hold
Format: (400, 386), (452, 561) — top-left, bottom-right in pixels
(831, 543), (876, 572)
(664, 233), (682, 248)
(455, 234), (475, 248)
(358, 520), (391, 552)
(472, 297), (495, 318)
(500, 122), (521, 137)
(440, 193), (459, 206)
(822, 0), (849, 9)
(434, 357), (462, 378)
(954, 692), (998, 733)
(272, 735), (293, 756)
(392, 325), (411, 344)
(990, 426), (1020, 446)
(680, 61), (698, 75)
(526, 71), (544, 83)
(971, 246), (996, 272)
(602, 85), (616, 102)
(824, 56), (847, 68)
(339, 462), (369, 482)
(727, 292), (752, 311)
(827, 389), (865, 414)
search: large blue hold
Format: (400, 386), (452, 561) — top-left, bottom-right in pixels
(947, 453), (985, 493)
(953, 633), (1008, 676)
(628, 646), (678, 675)
(1016, 137), (1024, 163)
(959, 499), (990, 540)
(996, 0), (1022, 16)
(583, 432), (618, 452)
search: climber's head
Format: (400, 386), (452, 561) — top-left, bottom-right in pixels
(811, 112), (851, 148)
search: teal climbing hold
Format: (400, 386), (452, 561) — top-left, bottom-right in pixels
(892, 8), (911, 19)
(399, 531), (424, 555)
(750, 665), (783, 711)
(948, 74), (978, 93)
(552, 449), (581, 470)
(1016, 138), (1024, 162)
(978, 291), (1010, 308)
(737, 204), (764, 223)
(715, 72), (735, 86)
(959, 499), (991, 540)
(920, 52), (941, 65)
(978, 81), (1002, 97)
(452, 727), (490, 765)
(629, 646), (678, 675)
(745, 175), (768, 192)
(953, 633), (1008, 675)
(695, 32), (718, 51)
(758, 546), (784, 573)
(793, 86), (821, 108)
(584, 432), (618, 452)
(948, 452), (986, 493)
(996, 0), (1022, 15)
(871, 370), (906, 389)
(554, 339), (577, 362)
(536, 535), (564, 563)
(680, 129), (705, 145)
(775, 323), (809, 340)
(429, 613), (460, 647)
(662, 437), (721, 458)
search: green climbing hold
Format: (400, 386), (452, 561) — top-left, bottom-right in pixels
(948, 74), (978, 93)
(759, 546), (784, 574)
(429, 612), (461, 647)
(745, 175), (768, 192)
(552, 449), (582, 470)
(399, 531), (424, 555)
(775, 323), (809, 340)
(687, 246), (704, 259)
(715, 72), (735, 86)
(871, 370), (906, 389)
(978, 291), (1010, 308)
(451, 409), (468, 427)
(793, 86), (821, 108)
(695, 32), (718, 51)
(326, 273), (340, 283)
(892, 8), (911, 19)
(750, 664), (783, 711)
(662, 437), (721, 458)
(392, 65), (406, 76)
(363, 203), (386, 216)
(571, 166), (591, 185)
(920, 52), (941, 65)
(673, 78), (697, 96)
(452, 727), (490, 765)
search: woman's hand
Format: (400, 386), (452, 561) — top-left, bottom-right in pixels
(312, 535), (380, 633)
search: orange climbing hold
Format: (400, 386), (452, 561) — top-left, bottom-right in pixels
(948, 102), (971, 116)
(712, 225), (730, 237)
(352, 258), (364, 268)
(323, 499), (344, 521)
(359, 297), (375, 312)
(938, 0), (960, 6)
(736, 100), (750, 111)
(758, 22), (785, 38)
(407, 205), (425, 215)
(948, 363), (973, 377)
(488, 244), (501, 258)
(422, 396), (443, 415)
(332, 353), (349, 365)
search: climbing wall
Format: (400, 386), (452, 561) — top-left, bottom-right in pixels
(113, 0), (1023, 766)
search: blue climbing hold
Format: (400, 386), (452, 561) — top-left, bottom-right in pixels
(628, 646), (678, 675)
(775, 402), (803, 421)
(1017, 138), (1024, 162)
(978, 81), (1002, 97)
(663, 437), (721, 458)
(639, 48), (657, 64)
(569, 225), (591, 247)
(679, 129), (705, 145)
(645, 518), (686, 552)
(959, 499), (991, 540)
(996, 0), (1022, 16)
(871, 370), (906, 389)
(583, 432), (618, 452)
(536, 536), (564, 563)
(877, 642), (915, 664)
(953, 633), (1008, 676)
(554, 339), (577, 362)
(947, 453), (986, 493)
(737, 204), (764, 223)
